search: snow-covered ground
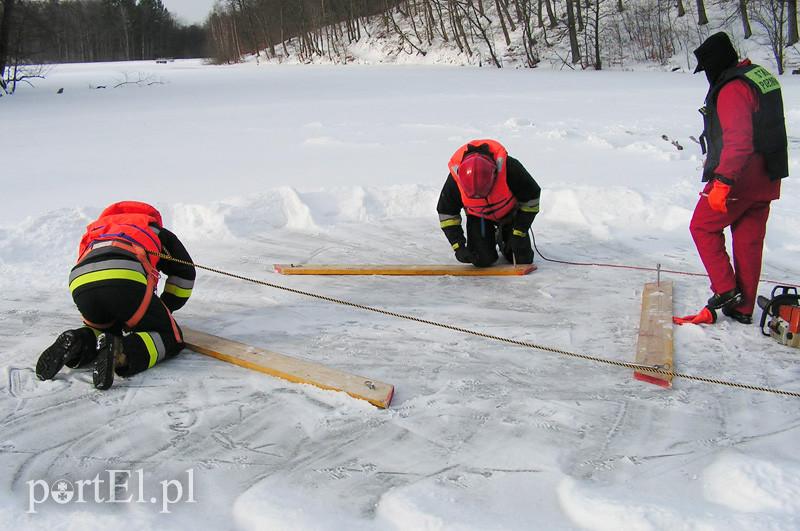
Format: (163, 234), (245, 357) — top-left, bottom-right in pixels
(1, 60), (799, 530)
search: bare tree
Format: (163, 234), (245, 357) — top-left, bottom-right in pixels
(0, 0), (16, 92)
(542, 0), (557, 28)
(517, 0), (540, 66)
(455, 0), (500, 67)
(386, 2), (427, 56)
(739, 0), (752, 38)
(751, 0), (786, 73)
(495, 0), (511, 45)
(696, 0), (708, 25)
(788, 0), (798, 46)
(201, 0), (796, 74)
(585, 0), (610, 69)
(565, 0), (581, 64)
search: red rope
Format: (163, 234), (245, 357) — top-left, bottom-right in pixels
(530, 234), (800, 289)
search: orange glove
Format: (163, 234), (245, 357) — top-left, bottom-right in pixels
(707, 181), (731, 213)
(673, 306), (717, 325)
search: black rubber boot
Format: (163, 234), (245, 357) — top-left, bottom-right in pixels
(93, 333), (121, 390)
(36, 330), (87, 381)
(64, 328), (99, 368)
(707, 288), (743, 310)
(722, 307), (753, 324)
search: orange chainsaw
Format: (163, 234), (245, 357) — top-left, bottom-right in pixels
(758, 286), (800, 348)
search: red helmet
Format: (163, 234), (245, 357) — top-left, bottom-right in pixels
(458, 152), (497, 199)
(98, 201), (163, 228)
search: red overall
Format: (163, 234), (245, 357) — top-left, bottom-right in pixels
(690, 69), (781, 315)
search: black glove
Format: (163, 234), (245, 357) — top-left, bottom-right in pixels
(454, 243), (474, 264)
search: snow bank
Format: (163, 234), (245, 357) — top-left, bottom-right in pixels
(703, 451), (800, 514)
(558, 470), (800, 530)
(558, 477), (689, 531)
(166, 185), (439, 241)
(526, 187), (690, 240)
(233, 477), (371, 531)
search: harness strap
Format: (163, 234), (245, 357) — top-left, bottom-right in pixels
(83, 318), (114, 330)
(124, 245), (158, 330)
(78, 240), (160, 331)
(160, 298), (184, 343)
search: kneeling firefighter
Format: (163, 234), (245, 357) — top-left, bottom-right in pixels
(36, 201), (196, 390)
(437, 139), (542, 267)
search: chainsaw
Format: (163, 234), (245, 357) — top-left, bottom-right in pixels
(757, 286), (800, 348)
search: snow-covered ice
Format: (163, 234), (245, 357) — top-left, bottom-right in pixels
(1, 60), (799, 529)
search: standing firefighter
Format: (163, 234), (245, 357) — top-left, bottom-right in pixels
(675, 32), (788, 326)
(438, 139), (541, 267)
(36, 201), (196, 389)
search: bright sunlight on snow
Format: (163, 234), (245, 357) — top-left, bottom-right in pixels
(1, 59), (799, 530)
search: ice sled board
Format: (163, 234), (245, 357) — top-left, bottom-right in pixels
(274, 264), (537, 276)
(183, 327), (394, 408)
(634, 281), (674, 388)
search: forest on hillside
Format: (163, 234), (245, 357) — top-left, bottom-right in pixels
(2, 0), (799, 94)
(205, 0), (799, 73)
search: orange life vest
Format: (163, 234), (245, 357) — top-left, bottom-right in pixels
(78, 201), (163, 269)
(448, 139), (517, 221)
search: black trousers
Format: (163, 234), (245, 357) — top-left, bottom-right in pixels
(466, 215), (534, 267)
(72, 281), (184, 376)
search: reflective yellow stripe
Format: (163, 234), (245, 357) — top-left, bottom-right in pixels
(512, 229), (526, 237)
(440, 218), (461, 228)
(452, 242), (461, 250)
(164, 284), (192, 298)
(520, 205), (540, 213)
(137, 332), (159, 369)
(69, 269), (148, 293)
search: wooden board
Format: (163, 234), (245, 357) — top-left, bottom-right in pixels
(633, 281), (674, 388)
(274, 264), (537, 276)
(183, 327), (394, 408)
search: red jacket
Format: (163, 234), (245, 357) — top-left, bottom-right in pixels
(709, 60), (781, 202)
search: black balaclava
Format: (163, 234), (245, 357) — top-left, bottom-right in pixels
(693, 32), (739, 85)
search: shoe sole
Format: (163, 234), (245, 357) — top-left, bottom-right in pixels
(36, 332), (76, 381)
(36, 345), (67, 380)
(722, 309), (753, 324)
(93, 336), (120, 390)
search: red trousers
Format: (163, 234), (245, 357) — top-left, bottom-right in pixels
(689, 196), (772, 315)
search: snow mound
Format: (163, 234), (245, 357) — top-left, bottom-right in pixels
(233, 477), (370, 531)
(703, 450), (800, 513)
(558, 477), (688, 531)
(299, 185), (438, 224)
(0, 208), (90, 266)
(374, 472), (563, 530)
(557, 454), (800, 531)
(545, 187), (691, 239)
(171, 203), (235, 241)
(0, 183), (694, 260)
(165, 185), (439, 241)
(502, 117), (535, 129)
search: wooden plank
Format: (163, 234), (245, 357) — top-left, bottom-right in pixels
(274, 264), (537, 276)
(634, 281), (674, 388)
(182, 327), (394, 409)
